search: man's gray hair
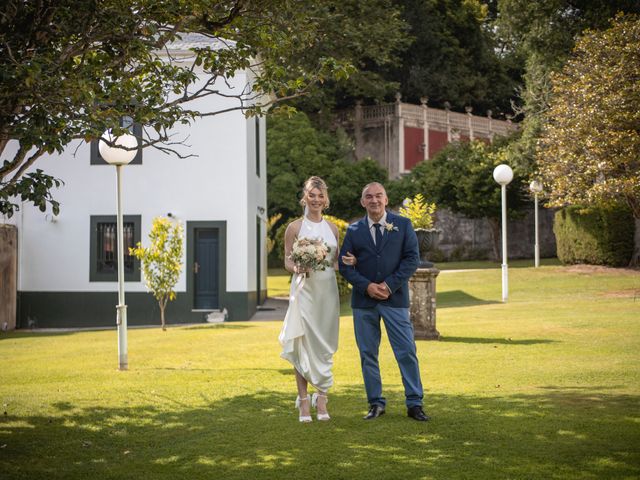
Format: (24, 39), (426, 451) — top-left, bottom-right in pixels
(361, 182), (387, 198)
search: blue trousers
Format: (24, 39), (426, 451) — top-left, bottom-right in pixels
(353, 305), (424, 408)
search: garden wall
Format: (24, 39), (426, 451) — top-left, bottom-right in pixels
(433, 207), (557, 261)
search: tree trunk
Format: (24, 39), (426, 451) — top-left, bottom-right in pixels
(631, 216), (640, 268)
(487, 217), (501, 262)
(159, 298), (167, 331)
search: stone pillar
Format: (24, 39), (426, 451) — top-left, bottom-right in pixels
(466, 106), (474, 140)
(487, 109), (494, 143)
(0, 224), (18, 331)
(409, 267), (440, 340)
(395, 92), (404, 176)
(420, 96), (429, 161)
(354, 100), (364, 160)
(444, 101), (452, 143)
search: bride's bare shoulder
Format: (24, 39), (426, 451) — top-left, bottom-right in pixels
(324, 219), (339, 238)
(285, 218), (303, 237)
(325, 219), (338, 231)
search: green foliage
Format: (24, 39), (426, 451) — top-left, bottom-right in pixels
(537, 14), (640, 220)
(0, 169), (62, 218)
(288, 0), (411, 111)
(267, 112), (387, 221)
(130, 217), (184, 330)
(495, 0), (640, 178)
(380, 0), (522, 116)
(0, 0), (405, 216)
(398, 193), (436, 230)
(266, 214), (282, 256)
(553, 205), (634, 267)
(389, 138), (529, 220)
(386, 137), (530, 259)
(323, 214), (351, 297)
(270, 218), (293, 268)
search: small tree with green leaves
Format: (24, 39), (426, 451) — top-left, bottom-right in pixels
(399, 193), (436, 230)
(130, 217), (183, 331)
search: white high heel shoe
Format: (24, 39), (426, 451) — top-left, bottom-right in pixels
(295, 395), (312, 423)
(312, 392), (330, 421)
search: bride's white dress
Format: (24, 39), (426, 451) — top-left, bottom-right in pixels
(279, 216), (340, 391)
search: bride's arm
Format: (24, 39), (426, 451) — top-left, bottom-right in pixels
(283, 219), (302, 274)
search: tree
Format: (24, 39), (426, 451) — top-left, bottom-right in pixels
(287, 0), (410, 113)
(495, 0), (640, 169)
(267, 111), (387, 221)
(389, 137), (529, 259)
(536, 14), (640, 265)
(0, 0), (407, 217)
(382, 0), (522, 116)
(130, 217), (183, 331)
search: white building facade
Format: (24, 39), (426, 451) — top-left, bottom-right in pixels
(4, 38), (267, 328)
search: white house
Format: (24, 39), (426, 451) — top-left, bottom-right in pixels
(3, 35), (268, 328)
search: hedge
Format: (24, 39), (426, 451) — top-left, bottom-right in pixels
(554, 205), (634, 267)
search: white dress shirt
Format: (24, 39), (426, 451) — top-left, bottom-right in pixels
(367, 212), (388, 245)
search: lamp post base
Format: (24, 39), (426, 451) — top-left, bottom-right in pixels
(116, 304), (128, 371)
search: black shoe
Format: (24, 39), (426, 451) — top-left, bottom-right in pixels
(363, 405), (385, 420)
(407, 406), (430, 422)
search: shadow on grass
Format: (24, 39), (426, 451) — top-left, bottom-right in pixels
(436, 336), (557, 345)
(1, 388), (638, 480)
(181, 324), (254, 331)
(436, 290), (499, 308)
(0, 323), (254, 342)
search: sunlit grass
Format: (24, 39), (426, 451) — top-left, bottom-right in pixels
(1, 263), (639, 479)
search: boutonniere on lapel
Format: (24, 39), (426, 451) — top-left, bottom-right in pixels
(385, 223), (399, 232)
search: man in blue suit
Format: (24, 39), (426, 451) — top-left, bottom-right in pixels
(339, 182), (429, 421)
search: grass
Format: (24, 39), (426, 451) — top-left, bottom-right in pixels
(1, 263), (639, 479)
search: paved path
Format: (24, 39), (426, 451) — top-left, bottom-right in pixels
(250, 297), (288, 321)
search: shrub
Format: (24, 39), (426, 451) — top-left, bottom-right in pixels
(398, 193), (436, 229)
(272, 218), (294, 267)
(554, 205), (634, 267)
(323, 215), (352, 297)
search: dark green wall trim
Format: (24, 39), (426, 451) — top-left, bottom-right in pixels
(17, 290), (261, 328)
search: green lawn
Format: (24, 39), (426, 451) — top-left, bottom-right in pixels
(1, 264), (639, 479)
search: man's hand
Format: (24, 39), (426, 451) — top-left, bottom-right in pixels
(366, 283), (390, 300)
(341, 251), (357, 266)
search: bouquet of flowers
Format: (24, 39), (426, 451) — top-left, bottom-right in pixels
(290, 237), (332, 274)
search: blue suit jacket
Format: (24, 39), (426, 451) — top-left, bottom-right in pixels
(339, 211), (419, 308)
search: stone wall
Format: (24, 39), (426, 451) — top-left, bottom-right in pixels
(431, 207), (557, 261)
(0, 224), (17, 331)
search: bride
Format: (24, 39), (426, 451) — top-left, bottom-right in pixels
(279, 176), (340, 422)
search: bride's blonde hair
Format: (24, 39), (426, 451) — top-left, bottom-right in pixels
(300, 176), (330, 210)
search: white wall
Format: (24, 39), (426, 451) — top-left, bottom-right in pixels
(6, 70), (261, 294)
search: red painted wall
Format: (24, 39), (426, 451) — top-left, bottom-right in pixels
(404, 126), (424, 170)
(428, 130), (448, 159)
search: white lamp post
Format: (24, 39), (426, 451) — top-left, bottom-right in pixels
(99, 130), (137, 371)
(529, 180), (543, 268)
(493, 164), (513, 302)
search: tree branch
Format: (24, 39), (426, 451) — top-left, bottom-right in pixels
(7, 147), (46, 187)
(0, 143), (29, 180)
